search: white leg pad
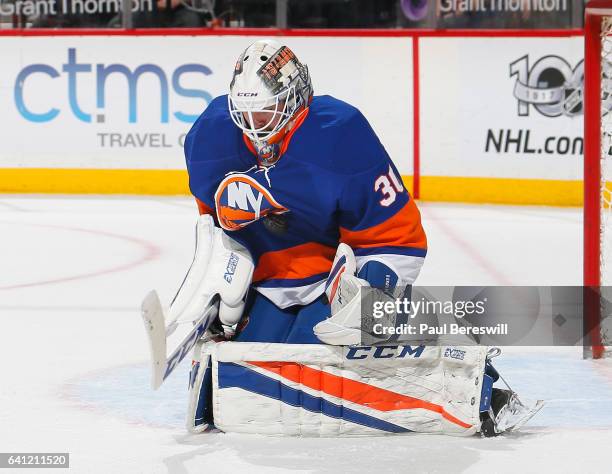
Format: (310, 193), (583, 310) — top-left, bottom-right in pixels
(206, 342), (487, 437)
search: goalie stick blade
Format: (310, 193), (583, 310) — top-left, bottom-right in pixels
(141, 290), (219, 390)
(141, 290), (168, 390)
(158, 302), (217, 389)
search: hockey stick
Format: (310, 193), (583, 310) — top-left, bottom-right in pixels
(141, 290), (219, 390)
(140, 215), (253, 390)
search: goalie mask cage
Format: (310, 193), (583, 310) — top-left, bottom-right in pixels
(585, 1), (612, 358)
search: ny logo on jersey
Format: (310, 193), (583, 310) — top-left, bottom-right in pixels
(215, 173), (288, 231)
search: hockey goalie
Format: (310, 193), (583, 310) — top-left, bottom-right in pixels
(141, 39), (542, 438)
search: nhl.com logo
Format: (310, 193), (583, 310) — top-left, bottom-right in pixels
(509, 54), (584, 118)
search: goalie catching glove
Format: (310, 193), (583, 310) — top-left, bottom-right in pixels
(314, 243), (405, 345)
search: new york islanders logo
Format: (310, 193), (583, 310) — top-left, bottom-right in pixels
(215, 173), (288, 231)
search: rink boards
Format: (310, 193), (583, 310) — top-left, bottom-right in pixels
(0, 30), (585, 205)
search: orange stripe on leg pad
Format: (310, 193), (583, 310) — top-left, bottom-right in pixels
(248, 361), (471, 429)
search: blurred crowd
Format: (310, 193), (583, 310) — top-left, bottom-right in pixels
(0, 0), (584, 29)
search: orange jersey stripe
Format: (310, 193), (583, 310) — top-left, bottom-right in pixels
(340, 199), (427, 250)
(253, 242), (336, 283)
(196, 198), (214, 216)
(248, 361), (472, 429)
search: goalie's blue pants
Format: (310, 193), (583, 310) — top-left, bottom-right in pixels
(234, 291), (330, 344)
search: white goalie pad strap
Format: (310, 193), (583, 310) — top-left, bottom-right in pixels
(209, 342), (487, 437)
(168, 215), (254, 327)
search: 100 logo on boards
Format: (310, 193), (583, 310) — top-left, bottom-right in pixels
(484, 53), (585, 157)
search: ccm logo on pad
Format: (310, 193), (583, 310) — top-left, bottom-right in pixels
(346, 345), (425, 360)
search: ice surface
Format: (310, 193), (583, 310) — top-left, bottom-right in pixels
(0, 196), (610, 474)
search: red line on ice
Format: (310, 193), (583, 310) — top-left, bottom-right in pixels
(422, 205), (513, 285)
(0, 223), (161, 290)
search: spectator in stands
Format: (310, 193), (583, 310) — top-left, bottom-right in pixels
(108, 0), (206, 28)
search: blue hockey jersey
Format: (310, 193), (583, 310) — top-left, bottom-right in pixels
(185, 95), (426, 308)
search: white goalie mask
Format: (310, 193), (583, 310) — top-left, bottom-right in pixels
(228, 39), (313, 144)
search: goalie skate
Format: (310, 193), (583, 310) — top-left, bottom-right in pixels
(494, 390), (545, 434)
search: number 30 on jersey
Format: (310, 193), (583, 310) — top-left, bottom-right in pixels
(374, 166), (404, 206)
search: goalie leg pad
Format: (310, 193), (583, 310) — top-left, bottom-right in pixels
(478, 359), (500, 412)
(186, 341), (214, 433)
(205, 342), (488, 437)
